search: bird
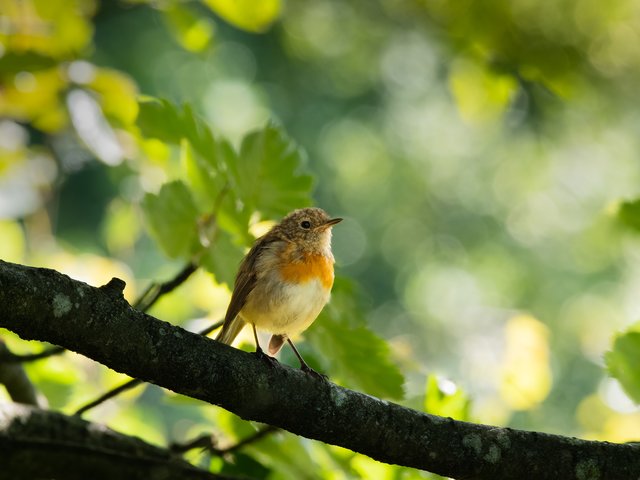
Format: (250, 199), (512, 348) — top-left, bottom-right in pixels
(215, 207), (342, 375)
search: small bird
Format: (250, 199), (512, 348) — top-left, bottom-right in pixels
(216, 207), (342, 374)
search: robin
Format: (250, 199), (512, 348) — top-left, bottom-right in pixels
(215, 207), (342, 375)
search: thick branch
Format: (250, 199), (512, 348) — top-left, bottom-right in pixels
(0, 260), (638, 480)
(0, 402), (229, 480)
(74, 319), (223, 416)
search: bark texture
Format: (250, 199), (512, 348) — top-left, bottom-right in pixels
(0, 402), (228, 480)
(0, 260), (638, 480)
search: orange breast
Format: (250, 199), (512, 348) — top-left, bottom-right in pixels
(279, 254), (335, 290)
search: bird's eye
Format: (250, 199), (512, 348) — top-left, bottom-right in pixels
(300, 220), (311, 229)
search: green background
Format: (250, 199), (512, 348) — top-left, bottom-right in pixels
(2, 0), (640, 477)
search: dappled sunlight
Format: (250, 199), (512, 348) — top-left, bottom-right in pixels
(499, 315), (552, 410)
(67, 89), (123, 166)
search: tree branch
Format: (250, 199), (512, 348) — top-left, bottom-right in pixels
(74, 320), (223, 416)
(0, 402), (234, 480)
(0, 260), (638, 479)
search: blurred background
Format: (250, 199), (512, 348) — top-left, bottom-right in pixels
(2, 0), (640, 477)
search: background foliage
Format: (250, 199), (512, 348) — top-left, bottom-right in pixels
(2, 0), (640, 477)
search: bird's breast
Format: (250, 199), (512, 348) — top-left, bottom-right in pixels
(278, 253), (335, 290)
(239, 252), (334, 335)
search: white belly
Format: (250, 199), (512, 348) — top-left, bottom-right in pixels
(240, 277), (330, 337)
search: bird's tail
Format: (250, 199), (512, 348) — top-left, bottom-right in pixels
(215, 316), (246, 345)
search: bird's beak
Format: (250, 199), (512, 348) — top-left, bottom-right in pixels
(316, 217), (343, 231)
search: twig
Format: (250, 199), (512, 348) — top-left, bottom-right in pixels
(170, 434), (217, 454)
(218, 425), (279, 455)
(170, 425), (279, 455)
(134, 262), (198, 312)
(74, 378), (141, 416)
(0, 345), (65, 363)
(74, 319), (224, 416)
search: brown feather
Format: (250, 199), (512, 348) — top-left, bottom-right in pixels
(215, 232), (279, 344)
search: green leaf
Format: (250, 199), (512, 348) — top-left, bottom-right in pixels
(141, 180), (199, 258)
(424, 375), (470, 420)
(180, 138), (223, 209)
(201, 231), (246, 287)
(137, 97), (184, 144)
(617, 199), (640, 233)
(180, 138), (237, 209)
(606, 329), (640, 403)
(305, 280), (405, 400)
(178, 121), (256, 246)
(232, 123), (314, 219)
(138, 101), (314, 226)
(137, 98), (217, 158)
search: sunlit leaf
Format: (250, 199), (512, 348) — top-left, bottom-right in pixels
(89, 67), (139, 126)
(162, 3), (215, 52)
(0, 0), (94, 59)
(606, 329), (640, 403)
(203, 0), (281, 33)
(424, 375), (470, 420)
(141, 180), (199, 258)
(449, 59), (518, 124)
(232, 123), (314, 219)
(0, 67), (67, 131)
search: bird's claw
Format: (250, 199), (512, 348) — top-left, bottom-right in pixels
(300, 363), (328, 381)
(254, 347), (279, 368)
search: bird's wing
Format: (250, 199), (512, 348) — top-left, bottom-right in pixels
(218, 234), (278, 334)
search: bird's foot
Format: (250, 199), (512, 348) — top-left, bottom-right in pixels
(254, 347), (279, 368)
(300, 362), (328, 381)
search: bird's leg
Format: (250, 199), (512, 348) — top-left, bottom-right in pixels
(287, 338), (327, 380)
(252, 324), (278, 368)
